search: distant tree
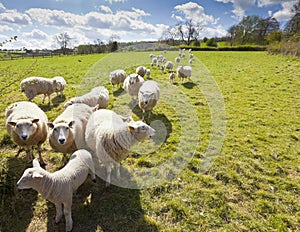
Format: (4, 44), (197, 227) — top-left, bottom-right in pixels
(56, 32), (72, 55)
(206, 38), (218, 47)
(284, 0), (300, 35)
(254, 17), (280, 44)
(161, 26), (177, 46)
(176, 19), (202, 45)
(266, 30), (283, 43)
(108, 34), (120, 52)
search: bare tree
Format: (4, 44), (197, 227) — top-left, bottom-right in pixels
(56, 32), (72, 55)
(284, 0), (300, 35)
(176, 19), (202, 45)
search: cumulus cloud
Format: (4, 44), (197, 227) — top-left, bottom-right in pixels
(0, 9), (32, 25)
(216, 0), (255, 19)
(272, 1), (297, 21)
(99, 5), (112, 14)
(105, 0), (126, 4)
(23, 29), (48, 40)
(173, 2), (218, 25)
(0, 2), (6, 12)
(0, 25), (13, 32)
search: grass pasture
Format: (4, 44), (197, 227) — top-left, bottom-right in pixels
(0, 51), (299, 231)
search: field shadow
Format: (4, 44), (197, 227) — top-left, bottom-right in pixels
(0, 154), (38, 232)
(52, 94), (66, 106)
(113, 87), (126, 97)
(46, 176), (158, 232)
(182, 81), (196, 89)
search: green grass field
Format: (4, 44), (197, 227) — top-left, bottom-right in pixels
(0, 51), (299, 231)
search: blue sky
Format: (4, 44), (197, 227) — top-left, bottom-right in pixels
(0, 0), (297, 49)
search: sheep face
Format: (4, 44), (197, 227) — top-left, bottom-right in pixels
(7, 118), (39, 141)
(128, 121), (156, 141)
(139, 91), (155, 107)
(48, 121), (74, 145)
(17, 158), (43, 189)
(129, 75), (140, 85)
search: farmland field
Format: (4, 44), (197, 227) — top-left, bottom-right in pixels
(0, 51), (299, 231)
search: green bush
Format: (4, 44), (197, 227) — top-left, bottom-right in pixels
(206, 38), (218, 47)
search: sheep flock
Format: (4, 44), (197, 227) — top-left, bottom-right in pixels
(5, 48), (194, 231)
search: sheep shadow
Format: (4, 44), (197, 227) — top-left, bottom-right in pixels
(112, 87), (126, 97)
(46, 177), (158, 232)
(0, 154), (38, 232)
(37, 95), (66, 112)
(182, 81), (196, 89)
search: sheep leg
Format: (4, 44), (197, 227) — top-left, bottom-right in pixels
(148, 111), (152, 120)
(142, 110), (145, 122)
(105, 165), (112, 187)
(115, 162), (120, 180)
(37, 144), (46, 168)
(16, 147), (25, 157)
(55, 202), (63, 223)
(63, 201), (73, 232)
(47, 94), (51, 104)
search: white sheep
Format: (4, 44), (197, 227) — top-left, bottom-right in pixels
(48, 103), (96, 163)
(151, 57), (157, 67)
(146, 69), (151, 79)
(169, 72), (176, 84)
(85, 109), (156, 186)
(20, 76), (61, 104)
(64, 86), (109, 109)
(165, 61), (174, 71)
(189, 53), (194, 59)
(138, 80), (160, 121)
(189, 58), (193, 66)
(136, 66), (147, 77)
(123, 74), (145, 100)
(175, 57), (181, 65)
(109, 69), (126, 92)
(177, 65), (192, 82)
(17, 149), (96, 232)
(52, 76), (66, 97)
(5, 101), (48, 166)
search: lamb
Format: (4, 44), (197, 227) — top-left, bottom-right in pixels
(17, 149), (96, 232)
(146, 69), (151, 79)
(175, 57), (181, 65)
(151, 57), (157, 67)
(189, 53), (194, 59)
(5, 101), (48, 166)
(189, 58), (193, 66)
(123, 74), (145, 100)
(138, 80), (160, 121)
(176, 65), (192, 82)
(48, 103), (96, 163)
(136, 66), (147, 77)
(109, 69), (126, 92)
(20, 76), (61, 104)
(64, 86), (109, 109)
(165, 61), (174, 71)
(52, 76), (66, 97)
(85, 109), (156, 186)
(169, 72), (176, 84)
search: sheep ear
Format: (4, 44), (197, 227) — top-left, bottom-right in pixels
(32, 171), (43, 178)
(47, 123), (54, 129)
(68, 120), (75, 128)
(7, 121), (16, 127)
(32, 158), (40, 167)
(92, 105), (99, 112)
(32, 119), (39, 124)
(128, 121), (138, 132)
(128, 125), (135, 132)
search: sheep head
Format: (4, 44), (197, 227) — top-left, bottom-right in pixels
(128, 121), (156, 141)
(48, 121), (75, 145)
(7, 118), (39, 141)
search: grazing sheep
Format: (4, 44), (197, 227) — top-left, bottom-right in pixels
(189, 53), (194, 59)
(109, 69), (126, 92)
(123, 74), (145, 100)
(85, 109), (156, 186)
(146, 69), (151, 79)
(64, 86), (109, 109)
(5, 101), (48, 166)
(151, 57), (157, 67)
(149, 54), (156, 59)
(189, 58), (193, 66)
(17, 149), (96, 232)
(136, 66), (147, 77)
(48, 103), (95, 163)
(165, 61), (174, 72)
(177, 65), (192, 82)
(138, 80), (160, 121)
(20, 76), (61, 104)
(169, 72), (176, 84)
(175, 57), (181, 65)
(52, 76), (66, 97)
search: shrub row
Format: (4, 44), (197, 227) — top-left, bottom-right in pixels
(267, 41), (300, 57)
(179, 45), (267, 51)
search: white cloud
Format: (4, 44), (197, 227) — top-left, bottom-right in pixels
(0, 25), (13, 32)
(99, 5), (112, 14)
(105, 0), (126, 4)
(0, 9), (32, 25)
(200, 25), (229, 38)
(216, 0), (255, 19)
(0, 2), (6, 12)
(173, 2), (218, 25)
(272, 1), (297, 21)
(23, 29), (48, 40)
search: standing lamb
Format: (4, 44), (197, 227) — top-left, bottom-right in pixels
(85, 109), (156, 186)
(48, 103), (96, 164)
(176, 65), (192, 82)
(52, 76), (66, 97)
(175, 57), (181, 66)
(17, 149), (96, 232)
(169, 72), (176, 84)
(64, 86), (109, 109)
(123, 74), (145, 100)
(146, 69), (151, 79)
(138, 80), (160, 121)
(165, 61), (174, 72)
(136, 66), (147, 77)
(5, 101), (48, 166)
(109, 69), (126, 92)
(20, 76), (61, 104)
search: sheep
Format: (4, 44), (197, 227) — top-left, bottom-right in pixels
(5, 101), (48, 166)
(85, 109), (156, 186)
(169, 72), (176, 84)
(64, 86), (109, 109)
(48, 103), (96, 164)
(109, 69), (126, 92)
(136, 66), (147, 77)
(123, 74), (145, 100)
(20, 76), (61, 104)
(149, 54), (156, 59)
(176, 65), (192, 82)
(175, 56), (181, 65)
(165, 61), (174, 72)
(52, 76), (66, 97)
(151, 57), (157, 67)
(138, 80), (160, 121)
(16, 149), (96, 232)
(146, 69), (151, 79)
(189, 58), (193, 66)
(189, 53), (194, 59)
